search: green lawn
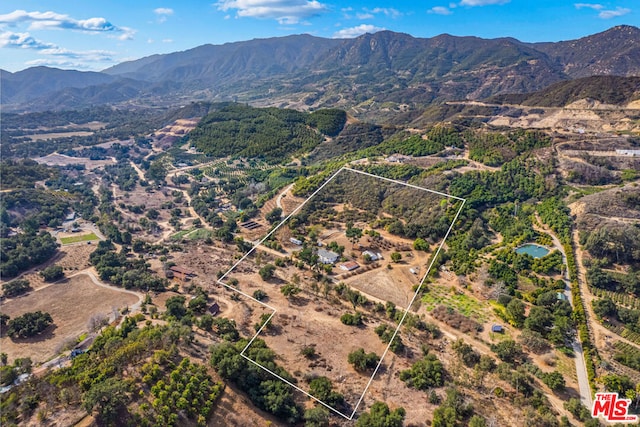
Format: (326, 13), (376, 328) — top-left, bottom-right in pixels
(60, 232), (99, 244)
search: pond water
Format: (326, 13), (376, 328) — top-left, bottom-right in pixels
(515, 243), (550, 259)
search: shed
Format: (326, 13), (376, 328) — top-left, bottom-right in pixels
(289, 237), (303, 246)
(556, 292), (568, 301)
(208, 302), (220, 316)
(362, 250), (382, 261)
(340, 261), (360, 271)
(491, 325), (504, 333)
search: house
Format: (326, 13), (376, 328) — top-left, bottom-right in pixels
(65, 212), (76, 222)
(340, 261), (360, 271)
(491, 325), (504, 333)
(289, 237), (303, 246)
(362, 250), (382, 261)
(317, 249), (339, 264)
(170, 265), (196, 281)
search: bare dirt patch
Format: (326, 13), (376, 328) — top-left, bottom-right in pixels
(0, 274), (138, 364)
(34, 153), (115, 170)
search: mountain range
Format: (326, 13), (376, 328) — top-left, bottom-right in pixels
(1, 25), (639, 113)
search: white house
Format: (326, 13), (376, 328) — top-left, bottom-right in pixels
(317, 249), (339, 264)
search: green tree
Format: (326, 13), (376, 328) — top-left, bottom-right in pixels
(355, 401), (405, 427)
(40, 265), (64, 282)
(281, 284), (301, 299)
(348, 348), (379, 372)
(491, 340), (523, 364)
(309, 376), (343, 407)
(506, 298), (526, 327)
(413, 238), (429, 251)
(399, 353), (445, 390)
(165, 296), (187, 319)
(83, 378), (131, 426)
(259, 264), (276, 281)
(7, 311), (53, 338)
(2, 279), (31, 298)
(253, 289), (267, 301)
(542, 371), (565, 391)
(469, 415), (487, 427)
(390, 252), (402, 263)
(304, 406), (330, 427)
(593, 298), (617, 319)
(266, 207), (283, 224)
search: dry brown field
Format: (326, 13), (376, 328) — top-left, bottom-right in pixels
(0, 273), (139, 364)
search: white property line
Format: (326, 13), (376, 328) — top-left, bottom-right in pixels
(215, 167), (467, 420)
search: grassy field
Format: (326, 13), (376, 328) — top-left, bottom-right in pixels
(60, 233), (99, 244)
(421, 284), (487, 322)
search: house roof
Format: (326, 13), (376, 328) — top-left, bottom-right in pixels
(340, 261), (360, 270)
(317, 249), (339, 260)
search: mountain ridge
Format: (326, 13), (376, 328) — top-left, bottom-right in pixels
(2, 26), (639, 114)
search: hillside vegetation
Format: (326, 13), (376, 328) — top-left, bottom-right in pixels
(187, 104), (346, 163)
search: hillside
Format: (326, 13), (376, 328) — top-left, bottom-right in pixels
(2, 26), (640, 114)
(490, 75), (640, 107)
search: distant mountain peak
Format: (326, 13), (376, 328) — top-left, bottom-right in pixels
(2, 26), (639, 113)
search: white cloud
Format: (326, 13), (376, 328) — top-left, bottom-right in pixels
(162, 38), (174, 43)
(598, 7), (631, 18)
(0, 9), (134, 39)
(0, 31), (56, 50)
(154, 8), (174, 15)
(1, 30), (115, 68)
(25, 58), (95, 69)
(459, 0), (509, 6)
(332, 24), (385, 38)
(215, 0), (328, 25)
(429, 6), (453, 15)
(574, 3), (604, 10)
(356, 12), (374, 19)
(370, 7), (402, 18)
(154, 7), (174, 23)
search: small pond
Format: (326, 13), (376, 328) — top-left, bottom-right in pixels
(515, 243), (550, 259)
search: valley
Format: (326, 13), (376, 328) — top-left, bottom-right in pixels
(1, 25), (640, 427)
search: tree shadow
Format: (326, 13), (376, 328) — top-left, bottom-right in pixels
(9, 324), (58, 343)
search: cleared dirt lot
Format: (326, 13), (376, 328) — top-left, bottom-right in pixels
(0, 273), (139, 364)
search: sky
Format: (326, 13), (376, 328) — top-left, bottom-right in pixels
(0, 0), (638, 72)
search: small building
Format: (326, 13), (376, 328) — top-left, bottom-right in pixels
(317, 249), (339, 265)
(409, 268), (417, 275)
(362, 250), (382, 261)
(289, 237), (303, 246)
(340, 261), (360, 271)
(170, 265), (196, 281)
(208, 302), (220, 316)
(556, 292), (568, 301)
(65, 212), (76, 222)
(491, 325), (504, 333)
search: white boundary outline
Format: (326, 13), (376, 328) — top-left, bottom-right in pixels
(215, 166), (466, 420)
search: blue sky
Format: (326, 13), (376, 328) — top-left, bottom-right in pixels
(0, 0), (637, 72)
